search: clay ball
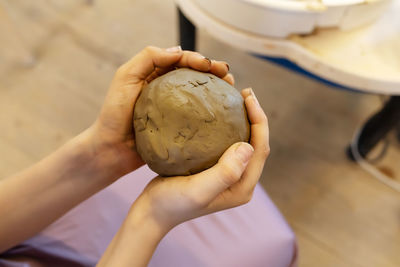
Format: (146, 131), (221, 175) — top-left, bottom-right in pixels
(133, 68), (250, 176)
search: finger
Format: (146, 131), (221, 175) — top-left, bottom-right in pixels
(209, 60), (230, 79)
(222, 73), (235, 86)
(205, 89), (269, 211)
(146, 65), (175, 83)
(146, 58), (230, 84)
(174, 51), (212, 72)
(118, 46), (183, 82)
(241, 87), (252, 99)
(186, 142), (254, 204)
(145, 71), (159, 84)
(174, 52), (230, 79)
(239, 88), (270, 191)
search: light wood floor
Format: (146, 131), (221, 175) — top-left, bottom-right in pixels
(1, 1), (399, 266)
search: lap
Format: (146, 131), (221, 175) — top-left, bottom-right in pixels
(151, 185), (296, 267)
(0, 166), (297, 267)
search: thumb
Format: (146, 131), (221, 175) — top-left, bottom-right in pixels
(188, 142), (254, 203)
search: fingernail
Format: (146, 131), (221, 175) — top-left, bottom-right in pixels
(249, 88), (255, 96)
(204, 57), (212, 67)
(243, 88), (252, 95)
(166, 45), (182, 53)
(235, 142), (254, 164)
(224, 62), (230, 71)
(227, 73), (235, 84)
(249, 88), (260, 106)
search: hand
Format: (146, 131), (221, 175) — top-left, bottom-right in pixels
(131, 88), (269, 231)
(84, 46), (234, 180)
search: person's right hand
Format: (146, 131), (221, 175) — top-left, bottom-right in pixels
(131, 88), (270, 231)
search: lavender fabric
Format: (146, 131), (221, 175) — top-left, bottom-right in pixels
(0, 166), (297, 267)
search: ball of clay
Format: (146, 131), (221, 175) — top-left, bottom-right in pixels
(133, 68), (250, 176)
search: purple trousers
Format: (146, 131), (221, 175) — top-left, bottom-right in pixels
(0, 166), (297, 267)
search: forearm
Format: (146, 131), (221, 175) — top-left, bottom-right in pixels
(0, 128), (127, 252)
(97, 201), (168, 267)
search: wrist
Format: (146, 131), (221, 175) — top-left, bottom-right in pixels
(73, 126), (140, 185)
(97, 196), (169, 267)
(65, 129), (121, 187)
(127, 196), (173, 238)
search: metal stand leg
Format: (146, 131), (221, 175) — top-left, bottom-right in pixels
(347, 96), (400, 160)
(178, 7), (196, 51)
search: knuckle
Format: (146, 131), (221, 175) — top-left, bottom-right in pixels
(184, 191), (208, 208)
(194, 51), (203, 57)
(143, 45), (156, 54)
(240, 191), (253, 205)
(259, 144), (270, 159)
(116, 64), (128, 76)
(262, 113), (269, 122)
(220, 165), (240, 186)
(258, 112), (268, 124)
(187, 51), (201, 57)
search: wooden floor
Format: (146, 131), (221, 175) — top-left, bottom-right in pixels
(1, 0), (400, 266)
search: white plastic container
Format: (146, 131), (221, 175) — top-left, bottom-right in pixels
(192, 0), (391, 38)
(177, 0), (400, 95)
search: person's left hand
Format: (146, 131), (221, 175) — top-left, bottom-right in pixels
(129, 88), (269, 232)
(84, 46), (233, 180)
